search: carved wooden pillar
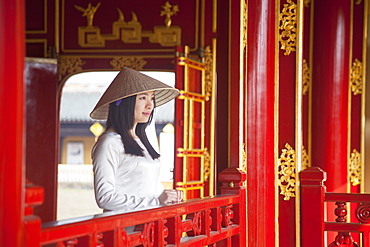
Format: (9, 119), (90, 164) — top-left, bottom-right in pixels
(0, 0), (26, 246)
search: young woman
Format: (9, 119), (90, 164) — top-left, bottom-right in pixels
(90, 67), (183, 212)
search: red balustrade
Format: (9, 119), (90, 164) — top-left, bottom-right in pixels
(25, 168), (246, 246)
(301, 167), (370, 247)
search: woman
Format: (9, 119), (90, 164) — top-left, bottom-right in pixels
(90, 67), (183, 212)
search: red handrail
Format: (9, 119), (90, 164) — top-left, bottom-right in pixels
(26, 167), (247, 247)
(300, 167), (370, 247)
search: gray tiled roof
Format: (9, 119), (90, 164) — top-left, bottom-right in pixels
(60, 91), (174, 123)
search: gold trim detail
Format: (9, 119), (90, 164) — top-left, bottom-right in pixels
(349, 149), (361, 186)
(243, 0), (247, 50)
(278, 143), (296, 200)
(350, 58), (363, 95)
(110, 57), (147, 70)
(204, 45), (213, 99)
(57, 57), (86, 81)
(302, 59), (310, 95)
(75, 2), (181, 48)
(203, 148), (211, 182)
(279, 0), (297, 56)
(304, 0), (311, 7)
(241, 143), (247, 173)
(301, 146), (310, 170)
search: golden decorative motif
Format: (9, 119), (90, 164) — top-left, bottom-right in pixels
(349, 149), (361, 186)
(110, 57), (147, 70)
(204, 45), (213, 99)
(57, 57), (85, 81)
(243, 0), (247, 50)
(304, 0), (310, 7)
(75, 3), (101, 27)
(203, 148), (211, 182)
(301, 146), (310, 170)
(160, 1), (179, 27)
(278, 143), (296, 200)
(279, 0), (297, 55)
(350, 58), (363, 95)
(302, 59), (310, 95)
(241, 143), (247, 173)
(356, 0), (362, 4)
(76, 2), (181, 47)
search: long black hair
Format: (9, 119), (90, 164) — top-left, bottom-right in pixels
(105, 95), (160, 159)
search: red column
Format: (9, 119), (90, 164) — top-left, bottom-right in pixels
(311, 0), (351, 194)
(0, 0), (25, 246)
(246, 0), (276, 246)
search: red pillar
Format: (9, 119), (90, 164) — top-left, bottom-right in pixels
(246, 0), (276, 246)
(0, 0), (26, 246)
(311, 0), (351, 194)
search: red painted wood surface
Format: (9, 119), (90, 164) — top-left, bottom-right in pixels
(246, 0), (276, 246)
(25, 60), (58, 222)
(0, 0), (25, 246)
(301, 167), (370, 246)
(311, 0), (351, 194)
(277, 0), (300, 245)
(24, 168), (246, 247)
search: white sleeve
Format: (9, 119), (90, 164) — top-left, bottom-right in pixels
(92, 135), (160, 211)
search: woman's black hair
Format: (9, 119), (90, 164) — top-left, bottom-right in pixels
(105, 95), (160, 159)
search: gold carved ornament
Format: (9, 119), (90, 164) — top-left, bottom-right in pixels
(279, 0), (297, 56)
(302, 59), (310, 95)
(349, 149), (361, 186)
(243, 0), (247, 50)
(278, 143), (296, 201)
(301, 146), (310, 170)
(304, 0), (310, 7)
(204, 45), (213, 99)
(75, 2), (181, 48)
(57, 57), (86, 81)
(110, 57), (147, 70)
(350, 58), (363, 95)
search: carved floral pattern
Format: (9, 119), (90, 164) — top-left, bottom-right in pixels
(57, 57), (85, 81)
(279, 0), (297, 55)
(110, 56), (147, 70)
(349, 149), (361, 186)
(302, 59), (310, 95)
(278, 143), (296, 200)
(350, 58), (363, 95)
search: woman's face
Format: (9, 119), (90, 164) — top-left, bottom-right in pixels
(134, 91), (155, 124)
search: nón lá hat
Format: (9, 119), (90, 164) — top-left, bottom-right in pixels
(90, 67), (179, 120)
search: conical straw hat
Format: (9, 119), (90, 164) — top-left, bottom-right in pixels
(90, 67), (179, 120)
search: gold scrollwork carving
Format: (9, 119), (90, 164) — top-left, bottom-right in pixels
(241, 143), (247, 173)
(76, 2), (181, 48)
(58, 57), (86, 81)
(302, 59), (310, 95)
(349, 149), (361, 186)
(204, 45), (213, 99)
(110, 57), (147, 70)
(278, 143), (296, 200)
(301, 146), (310, 170)
(350, 58), (363, 95)
(304, 0), (311, 7)
(279, 0), (297, 56)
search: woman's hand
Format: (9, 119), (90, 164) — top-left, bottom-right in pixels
(158, 189), (184, 205)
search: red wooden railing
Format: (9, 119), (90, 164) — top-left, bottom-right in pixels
(301, 167), (370, 247)
(25, 167), (246, 247)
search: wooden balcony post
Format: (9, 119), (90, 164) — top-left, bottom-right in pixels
(219, 167), (247, 247)
(300, 167), (327, 247)
(24, 180), (44, 247)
